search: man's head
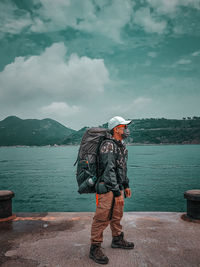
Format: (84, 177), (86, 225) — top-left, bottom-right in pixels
(108, 116), (131, 130)
(108, 116), (131, 140)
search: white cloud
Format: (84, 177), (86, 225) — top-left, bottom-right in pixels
(145, 0), (200, 35)
(147, 0), (179, 14)
(0, 0), (134, 42)
(76, 0), (134, 42)
(176, 59), (192, 65)
(169, 58), (192, 68)
(134, 8), (167, 34)
(144, 60), (152, 66)
(31, 0), (78, 33)
(1, 0), (199, 40)
(181, 0), (200, 10)
(0, 42), (109, 105)
(192, 51), (200, 56)
(148, 52), (157, 58)
(147, 0), (200, 15)
(0, 1), (32, 38)
(30, 17), (46, 32)
(173, 25), (184, 35)
(39, 102), (80, 117)
(30, 0), (134, 42)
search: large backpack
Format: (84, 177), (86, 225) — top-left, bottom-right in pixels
(74, 127), (111, 194)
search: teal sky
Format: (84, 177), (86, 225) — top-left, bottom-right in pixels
(0, 0), (200, 130)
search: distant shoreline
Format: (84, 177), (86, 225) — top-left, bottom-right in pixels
(1, 116), (200, 147)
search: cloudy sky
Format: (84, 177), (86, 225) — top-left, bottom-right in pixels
(0, 0), (200, 130)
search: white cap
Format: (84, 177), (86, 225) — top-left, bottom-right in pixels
(108, 116), (132, 130)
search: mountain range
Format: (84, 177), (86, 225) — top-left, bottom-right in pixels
(0, 116), (75, 146)
(0, 116), (200, 146)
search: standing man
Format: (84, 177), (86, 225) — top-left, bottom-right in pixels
(89, 116), (134, 265)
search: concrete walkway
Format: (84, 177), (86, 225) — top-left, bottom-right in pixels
(0, 212), (200, 267)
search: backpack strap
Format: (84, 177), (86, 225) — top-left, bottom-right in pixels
(74, 158), (78, 166)
(95, 136), (107, 192)
(96, 136), (105, 178)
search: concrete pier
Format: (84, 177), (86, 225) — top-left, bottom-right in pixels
(0, 212), (200, 267)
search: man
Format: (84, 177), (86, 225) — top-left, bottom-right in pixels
(89, 116), (134, 265)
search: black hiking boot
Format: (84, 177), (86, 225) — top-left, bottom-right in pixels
(111, 232), (134, 249)
(89, 243), (109, 265)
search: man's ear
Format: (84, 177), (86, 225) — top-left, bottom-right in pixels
(113, 127), (117, 134)
(114, 127), (120, 134)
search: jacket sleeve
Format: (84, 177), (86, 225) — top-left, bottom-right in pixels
(123, 177), (129, 189)
(99, 142), (121, 197)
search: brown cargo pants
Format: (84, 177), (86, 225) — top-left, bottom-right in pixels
(91, 190), (124, 244)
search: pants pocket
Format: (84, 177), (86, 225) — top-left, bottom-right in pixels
(94, 191), (113, 222)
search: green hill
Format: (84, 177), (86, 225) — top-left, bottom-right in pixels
(0, 116), (75, 146)
(1, 116), (200, 146)
(128, 118), (200, 144)
(61, 117), (200, 145)
(62, 127), (89, 145)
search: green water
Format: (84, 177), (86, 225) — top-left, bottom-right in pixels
(0, 145), (199, 212)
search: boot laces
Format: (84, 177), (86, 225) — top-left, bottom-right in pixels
(121, 239), (131, 246)
(116, 236), (133, 247)
(95, 246), (106, 258)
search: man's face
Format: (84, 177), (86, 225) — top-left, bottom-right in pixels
(113, 124), (130, 139)
(115, 125), (127, 135)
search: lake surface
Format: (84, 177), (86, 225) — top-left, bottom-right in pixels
(0, 145), (199, 212)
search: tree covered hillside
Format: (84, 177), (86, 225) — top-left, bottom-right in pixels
(0, 116), (199, 146)
(0, 116), (75, 146)
(128, 118), (200, 144)
(62, 117), (200, 145)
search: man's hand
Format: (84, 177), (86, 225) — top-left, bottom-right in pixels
(125, 188), (131, 198)
(115, 195), (124, 206)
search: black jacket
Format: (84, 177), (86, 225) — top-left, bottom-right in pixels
(98, 138), (130, 197)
